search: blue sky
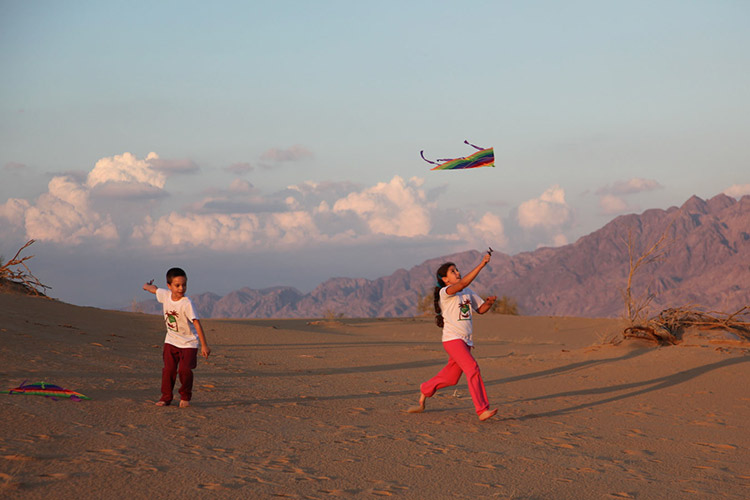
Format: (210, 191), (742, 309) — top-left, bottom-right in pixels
(1, 1), (749, 308)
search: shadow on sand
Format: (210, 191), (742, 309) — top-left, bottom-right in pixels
(505, 355), (750, 420)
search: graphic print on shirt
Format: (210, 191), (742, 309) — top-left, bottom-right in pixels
(458, 299), (472, 321)
(166, 310), (179, 332)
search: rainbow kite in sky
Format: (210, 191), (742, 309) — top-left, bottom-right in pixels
(2, 381), (90, 401)
(421, 140), (495, 170)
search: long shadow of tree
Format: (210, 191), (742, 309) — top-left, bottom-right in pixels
(483, 348), (649, 388)
(505, 355), (749, 420)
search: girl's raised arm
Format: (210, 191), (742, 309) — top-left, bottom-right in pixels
(445, 252), (491, 296)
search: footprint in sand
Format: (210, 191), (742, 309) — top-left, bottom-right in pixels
(404, 463), (431, 470)
(473, 463), (504, 471)
(365, 480), (409, 497)
(2, 454), (34, 462)
(317, 488), (362, 496)
(538, 436), (577, 449)
(39, 472), (72, 480)
(198, 483), (229, 490)
(694, 442), (737, 452)
(622, 449), (655, 457)
(569, 467), (602, 474)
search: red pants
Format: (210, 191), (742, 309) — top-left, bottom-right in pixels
(160, 343), (198, 403)
(420, 339), (490, 415)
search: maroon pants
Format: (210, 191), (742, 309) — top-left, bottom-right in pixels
(160, 343), (198, 403)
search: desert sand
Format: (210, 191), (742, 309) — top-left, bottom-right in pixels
(1, 292), (749, 499)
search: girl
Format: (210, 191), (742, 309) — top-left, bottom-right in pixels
(409, 252), (497, 421)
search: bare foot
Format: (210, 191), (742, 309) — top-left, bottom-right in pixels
(407, 393), (427, 413)
(478, 408), (497, 421)
(155, 400), (170, 407)
(179, 400), (190, 408)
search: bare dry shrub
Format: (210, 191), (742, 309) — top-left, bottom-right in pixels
(618, 215), (749, 345)
(621, 222), (673, 326)
(0, 240), (50, 296)
(323, 308), (344, 321)
(416, 291), (433, 316)
(624, 306), (750, 345)
(490, 295), (519, 315)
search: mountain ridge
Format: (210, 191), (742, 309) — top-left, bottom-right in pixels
(133, 193), (750, 319)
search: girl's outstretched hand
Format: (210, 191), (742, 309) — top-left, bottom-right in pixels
(481, 252), (492, 266)
(478, 295), (497, 314)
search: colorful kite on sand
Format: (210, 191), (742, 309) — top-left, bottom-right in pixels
(2, 381), (90, 401)
(421, 140), (495, 171)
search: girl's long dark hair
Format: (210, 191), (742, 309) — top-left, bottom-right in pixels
(433, 262), (454, 328)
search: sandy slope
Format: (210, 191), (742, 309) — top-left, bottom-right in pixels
(1, 293), (749, 499)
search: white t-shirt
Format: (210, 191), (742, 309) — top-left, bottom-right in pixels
(156, 288), (200, 348)
(440, 286), (484, 346)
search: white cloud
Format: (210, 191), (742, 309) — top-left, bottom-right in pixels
(2, 154), (169, 243)
(266, 211), (321, 246)
(87, 152), (166, 189)
(724, 183), (750, 198)
(132, 175), (435, 250)
(597, 177), (663, 195)
(284, 180), (361, 209)
(0, 198), (31, 226)
(517, 185), (571, 228)
(133, 213), (260, 250)
(132, 211), (321, 251)
(90, 182), (168, 200)
(552, 233), (568, 247)
(23, 176), (118, 244)
(332, 176), (431, 237)
(456, 212), (508, 250)
(599, 194), (631, 215)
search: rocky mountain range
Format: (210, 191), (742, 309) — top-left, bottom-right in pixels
(134, 194), (750, 319)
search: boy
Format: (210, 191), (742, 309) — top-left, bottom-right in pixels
(143, 267), (210, 408)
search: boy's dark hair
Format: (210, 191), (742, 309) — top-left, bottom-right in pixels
(433, 262), (455, 328)
(166, 267), (187, 284)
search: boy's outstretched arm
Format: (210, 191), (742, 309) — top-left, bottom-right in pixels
(143, 281), (157, 294)
(477, 295), (497, 314)
(193, 319), (211, 359)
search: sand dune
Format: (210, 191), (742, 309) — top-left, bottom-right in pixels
(1, 293), (749, 499)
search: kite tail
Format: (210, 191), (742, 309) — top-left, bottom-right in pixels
(421, 150), (457, 165)
(420, 150), (439, 166)
(464, 140), (485, 151)
(9, 379), (29, 394)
